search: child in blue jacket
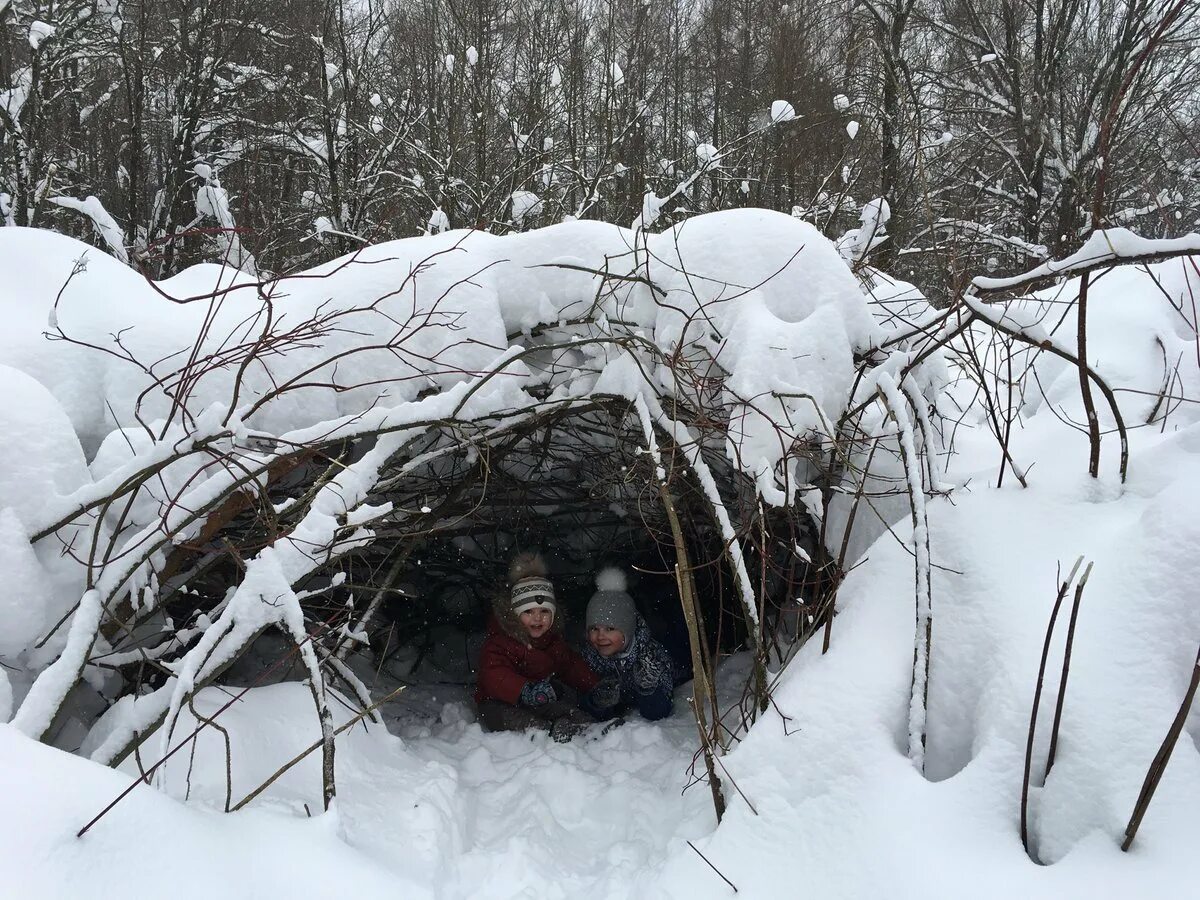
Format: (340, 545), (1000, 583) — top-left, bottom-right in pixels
(580, 568), (674, 721)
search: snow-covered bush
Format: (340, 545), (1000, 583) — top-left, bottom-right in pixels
(0, 207), (953, 780)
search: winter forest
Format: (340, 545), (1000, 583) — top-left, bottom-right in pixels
(2, 0), (1200, 896)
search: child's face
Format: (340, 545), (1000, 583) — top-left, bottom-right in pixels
(519, 607), (553, 639)
(588, 625), (627, 657)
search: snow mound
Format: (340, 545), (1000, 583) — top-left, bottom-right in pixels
(0, 722), (422, 900)
(648, 258), (1200, 896)
(0, 363), (91, 530)
(0, 365), (93, 666)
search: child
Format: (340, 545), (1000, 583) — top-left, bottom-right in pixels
(581, 568), (674, 721)
(474, 551), (599, 739)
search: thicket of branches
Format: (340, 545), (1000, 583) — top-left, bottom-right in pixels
(3, 0), (1198, 296)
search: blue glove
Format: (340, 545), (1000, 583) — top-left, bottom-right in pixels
(519, 678), (557, 708)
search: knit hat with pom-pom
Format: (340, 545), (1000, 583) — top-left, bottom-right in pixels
(586, 567), (637, 641)
(509, 551), (557, 616)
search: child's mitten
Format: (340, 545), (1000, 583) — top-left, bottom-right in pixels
(632, 652), (669, 695)
(589, 677), (622, 710)
(519, 678), (557, 708)
(550, 716), (590, 743)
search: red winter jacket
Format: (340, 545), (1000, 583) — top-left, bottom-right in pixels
(474, 616), (599, 705)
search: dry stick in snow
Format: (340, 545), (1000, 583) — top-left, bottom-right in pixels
(686, 841), (738, 894)
(876, 376), (933, 770)
(1045, 562), (1093, 776)
(1020, 557), (1083, 858)
(186, 694), (233, 812)
(637, 395), (725, 819)
(1075, 271), (1102, 477)
(1121, 644), (1200, 852)
(669, 545), (726, 821)
(660, 475), (724, 819)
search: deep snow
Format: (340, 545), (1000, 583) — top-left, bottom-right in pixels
(2, 216), (1200, 898)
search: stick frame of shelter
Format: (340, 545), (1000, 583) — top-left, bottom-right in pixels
(637, 393), (727, 822)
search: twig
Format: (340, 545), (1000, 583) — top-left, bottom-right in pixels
(1121, 644), (1200, 852)
(687, 840), (738, 894)
(1045, 561), (1093, 776)
(712, 753), (758, 816)
(1020, 557), (1083, 858)
(1076, 272), (1102, 477)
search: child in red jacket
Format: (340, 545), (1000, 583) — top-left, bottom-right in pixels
(474, 551), (599, 739)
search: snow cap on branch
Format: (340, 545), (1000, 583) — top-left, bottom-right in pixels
(770, 100), (797, 123)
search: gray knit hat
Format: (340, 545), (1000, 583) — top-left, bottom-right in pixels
(586, 568), (637, 640)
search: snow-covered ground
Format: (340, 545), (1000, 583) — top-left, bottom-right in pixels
(3, 673), (721, 899)
(2, 216), (1200, 898)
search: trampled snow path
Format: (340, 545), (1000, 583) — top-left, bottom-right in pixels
(113, 678), (719, 899)
(372, 693), (716, 895)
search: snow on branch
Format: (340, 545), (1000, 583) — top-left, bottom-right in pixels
(875, 373), (933, 772)
(49, 196), (129, 264)
(971, 228), (1200, 297)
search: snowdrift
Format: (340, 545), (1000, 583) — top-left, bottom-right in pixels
(2, 214), (1199, 898)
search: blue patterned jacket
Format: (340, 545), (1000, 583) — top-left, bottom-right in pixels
(581, 616), (674, 720)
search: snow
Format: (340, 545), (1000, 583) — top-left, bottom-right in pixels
(28, 21), (55, 50)
(0, 721), (420, 899)
(846, 120), (860, 139)
(0, 365), (93, 670)
(10, 590), (103, 741)
(0, 509), (50, 659)
(1, 66), (33, 125)
(427, 207), (450, 234)
(9, 672), (719, 896)
(47, 196), (128, 264)
(193, 168), (257, 273)
(769, 99), (797, 123)
(647, 256), (1200, 896)
(510, 189), (543, 226)
(1, 212), (1199, 897)
(875, 370), (931, 770)
(0, 210), (873, 504)
(837, 197), (892, 264)
(972, 227), (1200, 293)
